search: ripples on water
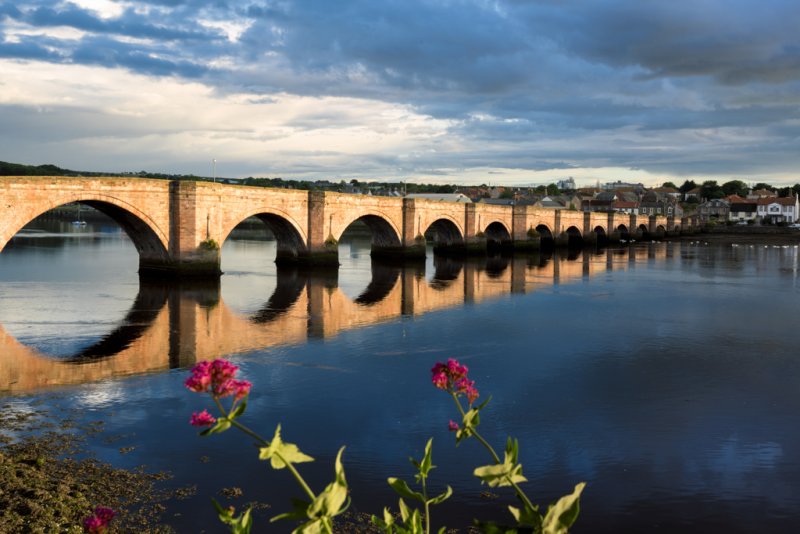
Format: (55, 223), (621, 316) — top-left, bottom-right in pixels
(2, 219), (800, 532)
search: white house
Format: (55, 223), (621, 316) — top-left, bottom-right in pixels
(756, 195), (799, 223)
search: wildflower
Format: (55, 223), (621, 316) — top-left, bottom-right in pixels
(82, 506), (115, 533)
(190, 409), (217, 427)
(186, 359), (247, 399)
(448, 420), (460, 432)
(211, 359), (239, 384)
(232, 379), (252, 402)
(430, 358), (479, 404)
(431, 371), (448, 390)
(447, 358), (468, 378)
(185, 361), (213, 393)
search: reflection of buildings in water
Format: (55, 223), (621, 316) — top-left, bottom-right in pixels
(0, 245), (671, 393)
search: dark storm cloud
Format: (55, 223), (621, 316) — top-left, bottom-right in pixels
(72, 36), (208, 78)
(27, 4), (216, 41)
(5, 1), (799, 100)
(526, 0), (800, 85)
(0, 36), (64, 61)
(1, 0), (799, 179)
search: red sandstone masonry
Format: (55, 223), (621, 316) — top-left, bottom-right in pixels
(0, 176), (686, 272)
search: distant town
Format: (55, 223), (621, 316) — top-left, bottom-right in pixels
(3, 160), (799, 224)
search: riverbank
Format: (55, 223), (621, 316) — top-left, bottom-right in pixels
(0, 402), (180, 533)
(673, 226), (800, 246)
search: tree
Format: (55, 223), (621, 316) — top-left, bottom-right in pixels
(662, 181), (678, 189)
(679, 180), (697, 194)
(753, 182), (775, 192)
(546, 183), (560, 195)
(700, 180), (724, 200)
(721, 180), (749, 197)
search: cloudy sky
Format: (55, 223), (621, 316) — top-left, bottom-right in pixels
(1, 0), (799, 186)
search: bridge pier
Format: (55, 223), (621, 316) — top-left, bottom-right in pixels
(0, 177), (700, 279)
(370, 242), (427, 260)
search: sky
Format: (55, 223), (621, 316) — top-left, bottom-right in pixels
(1, 0), (799, 187)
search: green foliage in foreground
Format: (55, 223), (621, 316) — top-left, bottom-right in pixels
(185, 358), (586, 534)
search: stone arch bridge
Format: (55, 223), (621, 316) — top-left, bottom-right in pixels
(0, 177), (695, 275)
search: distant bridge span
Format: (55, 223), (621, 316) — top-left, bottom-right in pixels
(0, 177), (695, 275)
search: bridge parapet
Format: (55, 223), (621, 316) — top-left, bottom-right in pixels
(0, 177), (697, 276)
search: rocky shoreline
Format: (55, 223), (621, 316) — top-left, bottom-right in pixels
(0, 402), (178, 533)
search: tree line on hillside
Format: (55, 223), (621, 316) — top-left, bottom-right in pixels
(2, 161), (797, 198)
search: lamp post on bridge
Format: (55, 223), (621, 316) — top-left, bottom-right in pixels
(212, 158), (217, 183)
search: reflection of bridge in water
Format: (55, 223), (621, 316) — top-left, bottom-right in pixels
(0, 245), (671, 393)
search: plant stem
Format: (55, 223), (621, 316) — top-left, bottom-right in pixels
(214, 397), (317, 502)
(422, 474), (430, 534)
(450, 393), (536, 513)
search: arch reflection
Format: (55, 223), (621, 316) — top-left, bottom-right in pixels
(0, 245), (673, 393)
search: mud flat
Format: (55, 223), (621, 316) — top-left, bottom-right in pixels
(0, 402), (178, 533)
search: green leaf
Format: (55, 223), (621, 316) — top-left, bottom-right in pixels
(508, 504), (541, 528)
(307, 448), (349, 520)
(541, 482), (585, 534)
(398, 499), (411, 523)
(473, 460), (527, 488)
(270, 498), (311, 523)
(229, 399), (247, 420)
(473, 440), (527, 488)
(200, 417), (231, 436)
(371, 507), (396, 530)
(388, 477), (425, 503)
(427, 485), (453, 506)
(472, 519), (518, 534)
(258, 425), (314, 469)
(295, 516), (335, 534)
(212, 499), (253, 534)
(420, 438), (434, 476)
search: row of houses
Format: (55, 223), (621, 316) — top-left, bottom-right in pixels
(698, 195), (799, 223)
(406, 189), (800, 224)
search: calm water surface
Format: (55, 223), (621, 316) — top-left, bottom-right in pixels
(2, 218), (800, 533)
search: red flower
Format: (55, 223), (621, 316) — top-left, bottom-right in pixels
(430, 358), (479, 404)
(190, 409), (217, 427)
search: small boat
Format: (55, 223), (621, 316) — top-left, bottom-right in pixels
(71, 204), (87, 226)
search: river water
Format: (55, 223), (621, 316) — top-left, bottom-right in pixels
(1, 217), (800, 533)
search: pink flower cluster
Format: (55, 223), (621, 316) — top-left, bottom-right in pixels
(82, 506), (115, 533)
(185, 359), (252, 401)
(431, 358), (479, 404)
(190, 409), (217, 427)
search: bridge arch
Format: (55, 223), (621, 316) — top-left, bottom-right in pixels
(221, 209), (308, 264)
(616, 224), (630, 241)
(562, 225), (583, 246)
(424, 218), (465, 252)
(1, 197), (169, 267)
(635, 224), (650, 239)
(655, 225), (667, 239)
(593, 225), (608, 244)
(484, 221), (512, 250)
(336, 213), (402, 249)
(536, 224), (554, 246)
